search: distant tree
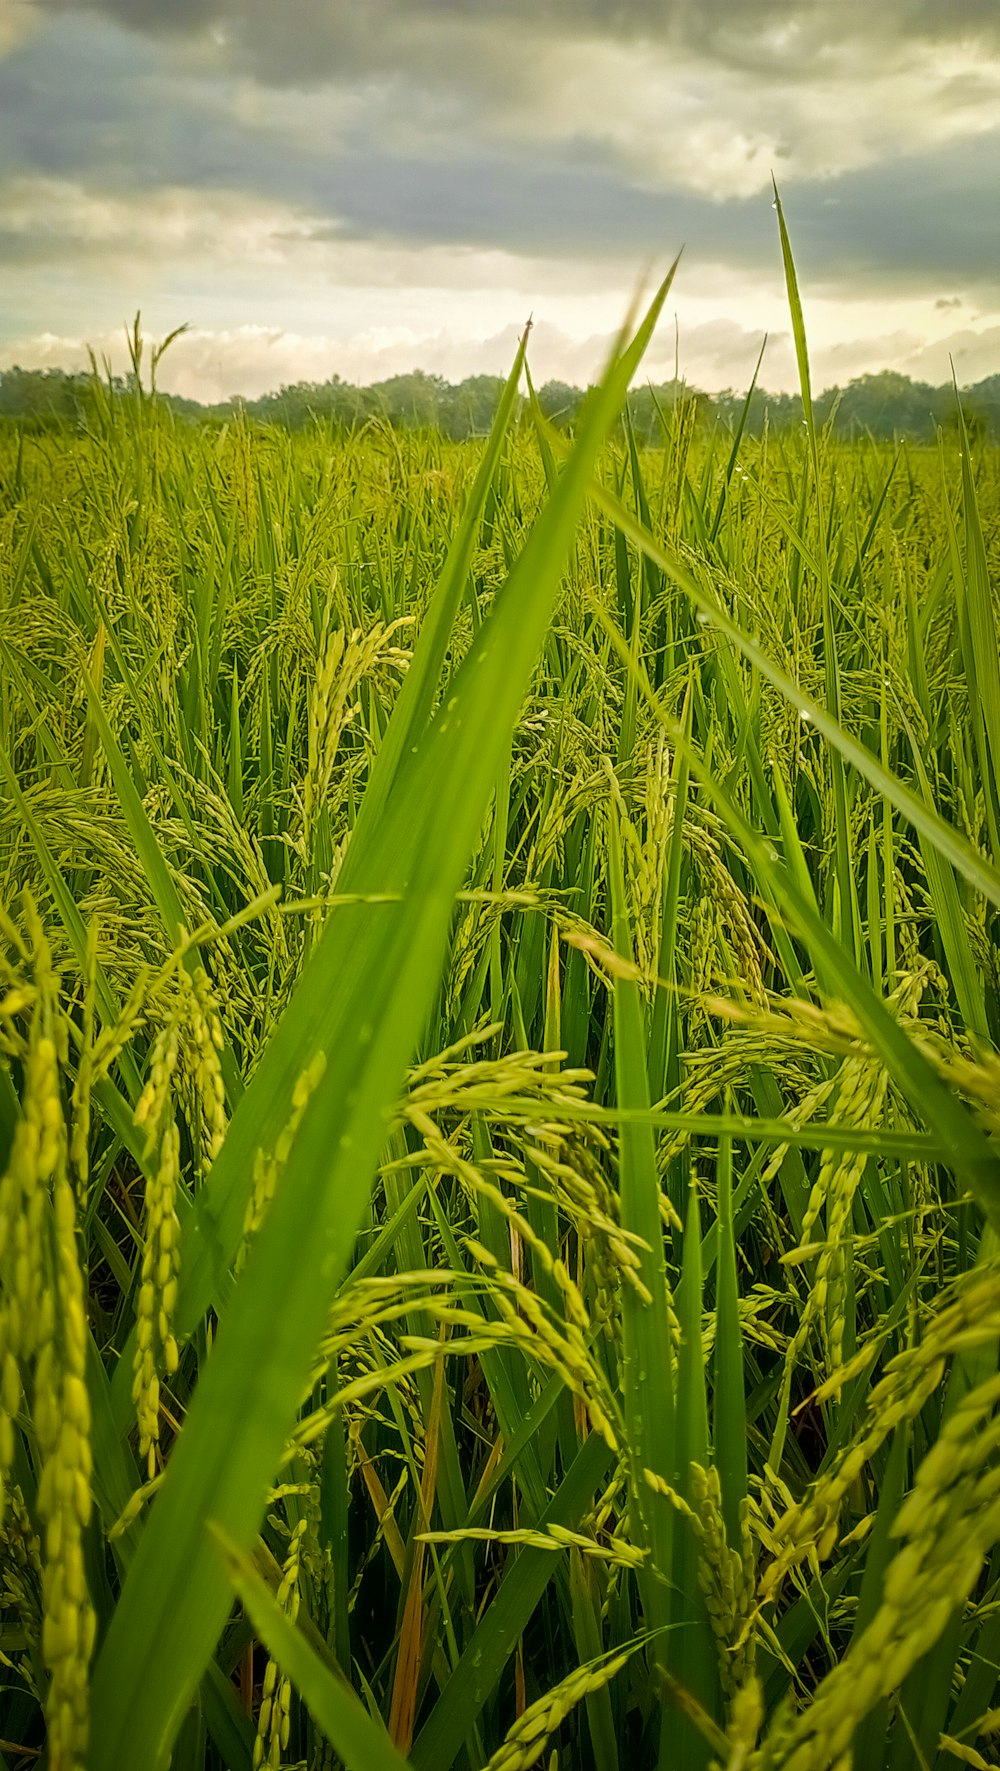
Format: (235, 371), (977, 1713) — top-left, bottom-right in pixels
(0, 366), (91, 430)
(3, 356), (998, 444)
(626, 383), (670, 443)
(713, 386), (774, 435)
(830, 371), (939, 439)
(438, 374), (506, 439)
(535, 381), (583, 428)
(367, 371), (446, 430)
(627, 382), (711, 444)
(966, 373), (1000, 439)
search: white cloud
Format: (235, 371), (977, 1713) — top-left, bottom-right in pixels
(0, 0), (996, 418)
(7, 301), (997, 407)
(484, 30), (1000, 201)
(894, 322), (1000, 384)
(0, 315), (766, 403)
(155, 9), (1000, 206)
(1, 144), (998, 404)
(0, 176), (321, 263)
(52, 3), (1000, 204)
(0, 172), (680, 343)
(19, 4), (1000, 215)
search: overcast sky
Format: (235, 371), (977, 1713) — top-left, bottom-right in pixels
(1, 0), (999, 401)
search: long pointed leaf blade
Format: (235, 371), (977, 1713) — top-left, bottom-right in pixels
(88, 274), (677, 1771)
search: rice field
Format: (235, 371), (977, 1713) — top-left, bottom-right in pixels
(1, 231), (1000, 1771)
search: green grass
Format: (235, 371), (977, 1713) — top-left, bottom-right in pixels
(0, 235), (999, 1771)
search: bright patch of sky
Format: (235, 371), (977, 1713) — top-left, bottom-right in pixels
(1, 0), (999, 400)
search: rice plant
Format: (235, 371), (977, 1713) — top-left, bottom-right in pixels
(1, 218), (999, 1771)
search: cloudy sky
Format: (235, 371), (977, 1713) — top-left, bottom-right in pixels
(1, 0), (999, 402)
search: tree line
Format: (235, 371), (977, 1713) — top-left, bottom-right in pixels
(2, 361), (998, 442)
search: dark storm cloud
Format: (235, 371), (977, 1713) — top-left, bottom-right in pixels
(0, 0), (997, 362)
(0, 19), (202, 183)
(32, 0), (1000, 87)
(294, 137), (1000, 301)
(0, 16), (313, 200)
(782, 147), (1000, 294)
(36, 0), (1000, 46)
(3, 10), (999, 297)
